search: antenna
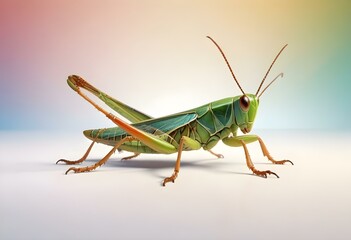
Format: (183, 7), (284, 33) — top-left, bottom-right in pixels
(258, 72), (284, 98)
(207, 36), (245, 95)
(256, 44), (288, 95)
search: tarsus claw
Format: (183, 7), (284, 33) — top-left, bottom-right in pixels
(56, 159), (64, 164)
(65, 167), (77, 175)
(253, 169), (279, 178)
(162, 175), (177, 186)
(287, 160), (294, 165)
(267, 170), (279, 178)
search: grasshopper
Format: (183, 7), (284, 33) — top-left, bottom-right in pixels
(57, 36), (293, 186)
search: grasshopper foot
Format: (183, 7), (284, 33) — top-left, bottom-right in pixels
(65, 167), (78, 174)
(65, 165), (96, 174)
(252, 169), (279, 178)
(162, 171), (178, 186)
(65, 167), (86, 174)
(271, 159), (294, 165)
(208, 150), (224, 159)
(56, 159), (81, 165)
(57, 141), (96, 165)
(257, 138), (293, 165)
(121, 153), (140, 161)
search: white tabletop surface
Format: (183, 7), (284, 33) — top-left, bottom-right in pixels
(1, 129), (350, 240)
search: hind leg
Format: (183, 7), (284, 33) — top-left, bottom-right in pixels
(56, 129), (103, 165)
(56, 140), (95, 165)
(65, 136), (135, 174)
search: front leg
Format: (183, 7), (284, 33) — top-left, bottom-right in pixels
(256, 137), (293, 165)
(222, 134), (292, 178)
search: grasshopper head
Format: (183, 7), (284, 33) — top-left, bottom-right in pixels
(234, 94), (259, 134)
(206, 36), (287, 134)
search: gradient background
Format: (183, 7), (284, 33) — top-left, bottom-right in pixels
(1, 0), (350, 131)
(1, 1), (351, 240)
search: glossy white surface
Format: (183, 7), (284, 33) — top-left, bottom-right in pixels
(0, 130), (350, 239)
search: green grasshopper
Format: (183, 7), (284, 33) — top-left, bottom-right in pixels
(57, 36), (293, 186)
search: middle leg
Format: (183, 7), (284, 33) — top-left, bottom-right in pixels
(163, 136), (201, 186)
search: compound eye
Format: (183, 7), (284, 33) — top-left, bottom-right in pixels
(239, 95), (250, 112)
